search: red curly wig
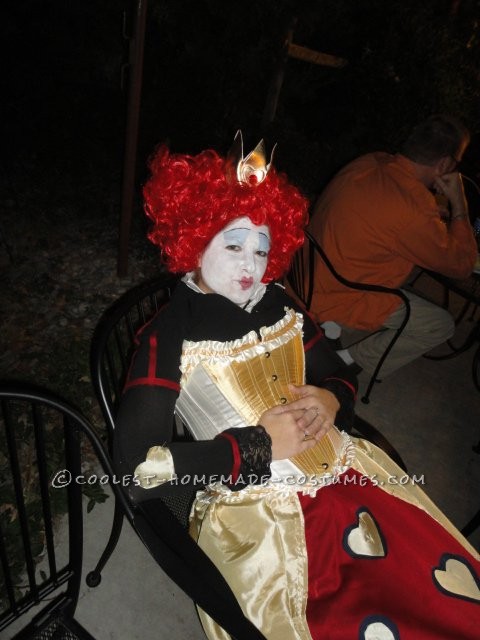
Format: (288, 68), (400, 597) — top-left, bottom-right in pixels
(143, 144), (309, 282)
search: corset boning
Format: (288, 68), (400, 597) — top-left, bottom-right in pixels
(175, 307), (350, 480)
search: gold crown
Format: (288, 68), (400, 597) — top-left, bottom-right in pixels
(226, 130), (276, 186)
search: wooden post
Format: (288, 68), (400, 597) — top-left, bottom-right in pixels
(261, 18), (347, 131)
(117, 0), (148, 277)
(261, 19), (297, 131)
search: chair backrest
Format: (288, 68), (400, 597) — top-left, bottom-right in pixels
(0, 382), (97, 638)
(289, 230), (411, 317)
(286, 233), (315, 311)
(288, 230), (411, 404)
(0, 383), (266, 640)
(90, 273), (180, 445)
(90, 273), (196, 526)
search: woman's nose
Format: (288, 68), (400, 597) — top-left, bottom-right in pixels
(242, 252), (255, 273)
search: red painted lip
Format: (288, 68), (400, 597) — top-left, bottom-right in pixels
(239, 277), (254, 290)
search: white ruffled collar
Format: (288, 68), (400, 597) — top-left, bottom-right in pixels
(182, 272), (267, 313)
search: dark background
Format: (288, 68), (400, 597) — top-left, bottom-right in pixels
(1, 1), (480, 607)
(2, 0), (480, 241)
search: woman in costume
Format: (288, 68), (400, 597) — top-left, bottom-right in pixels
(115, 133), (480, 640)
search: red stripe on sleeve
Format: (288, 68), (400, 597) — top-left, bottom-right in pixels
(216, 432), (241, 483)
(303, 329), (324, 352)
(124, 378), (181, 392)
(148, 333), (157, 378)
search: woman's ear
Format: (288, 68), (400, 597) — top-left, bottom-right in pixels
(192, 265), (202, 288)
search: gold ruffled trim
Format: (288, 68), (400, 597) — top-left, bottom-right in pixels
(290, 420), (354, 480)
(177, 307), (306, 436)
(180, 307), (303, 382)
(196, 428), (355, 500)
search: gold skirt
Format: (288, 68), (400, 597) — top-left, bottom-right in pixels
(190, 435), (479, 640)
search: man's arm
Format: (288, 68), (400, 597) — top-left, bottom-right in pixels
(397, 173), (477, 279)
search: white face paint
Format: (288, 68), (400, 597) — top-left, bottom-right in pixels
(197, 217), (270, 305)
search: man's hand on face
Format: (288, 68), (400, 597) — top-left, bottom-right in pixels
(434, 172), (468, 216)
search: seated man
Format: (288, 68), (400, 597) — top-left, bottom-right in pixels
(308, 114), (478, 376)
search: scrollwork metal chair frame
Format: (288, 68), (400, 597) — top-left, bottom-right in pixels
(0, 382), (266, 640)
(288, 230), (411, 405)
(86, 272), (184, 588)
(0, 383), (97, 639)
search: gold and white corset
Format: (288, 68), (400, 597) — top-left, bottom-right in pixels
(175, 307), (352, 487)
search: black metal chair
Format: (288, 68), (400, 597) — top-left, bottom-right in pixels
(407, 267), (480, 392)
(287, 229), (411, 405)
(287, 231), (408, 470)
(86, 272), (187, 588)
(0, 382), (266, 640)
(0, 383), (96, 639)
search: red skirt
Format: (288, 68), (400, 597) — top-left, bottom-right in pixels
(301, 469), (480, 639)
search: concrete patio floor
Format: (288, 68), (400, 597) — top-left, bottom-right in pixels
(72, 274), (480, 640)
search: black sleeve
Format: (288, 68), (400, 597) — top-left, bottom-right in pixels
(113, 295), (239, 501)
(114, 385), (236, 502)
(301, 309), (358, 433)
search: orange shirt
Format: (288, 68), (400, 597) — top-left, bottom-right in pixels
(308, 153), (477, 330)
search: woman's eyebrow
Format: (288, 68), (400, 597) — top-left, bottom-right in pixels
(259, 232), (271, 251)
(223, 228), (250, 244)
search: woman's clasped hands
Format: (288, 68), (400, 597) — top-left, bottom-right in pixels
(258, 384), (339, 460)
